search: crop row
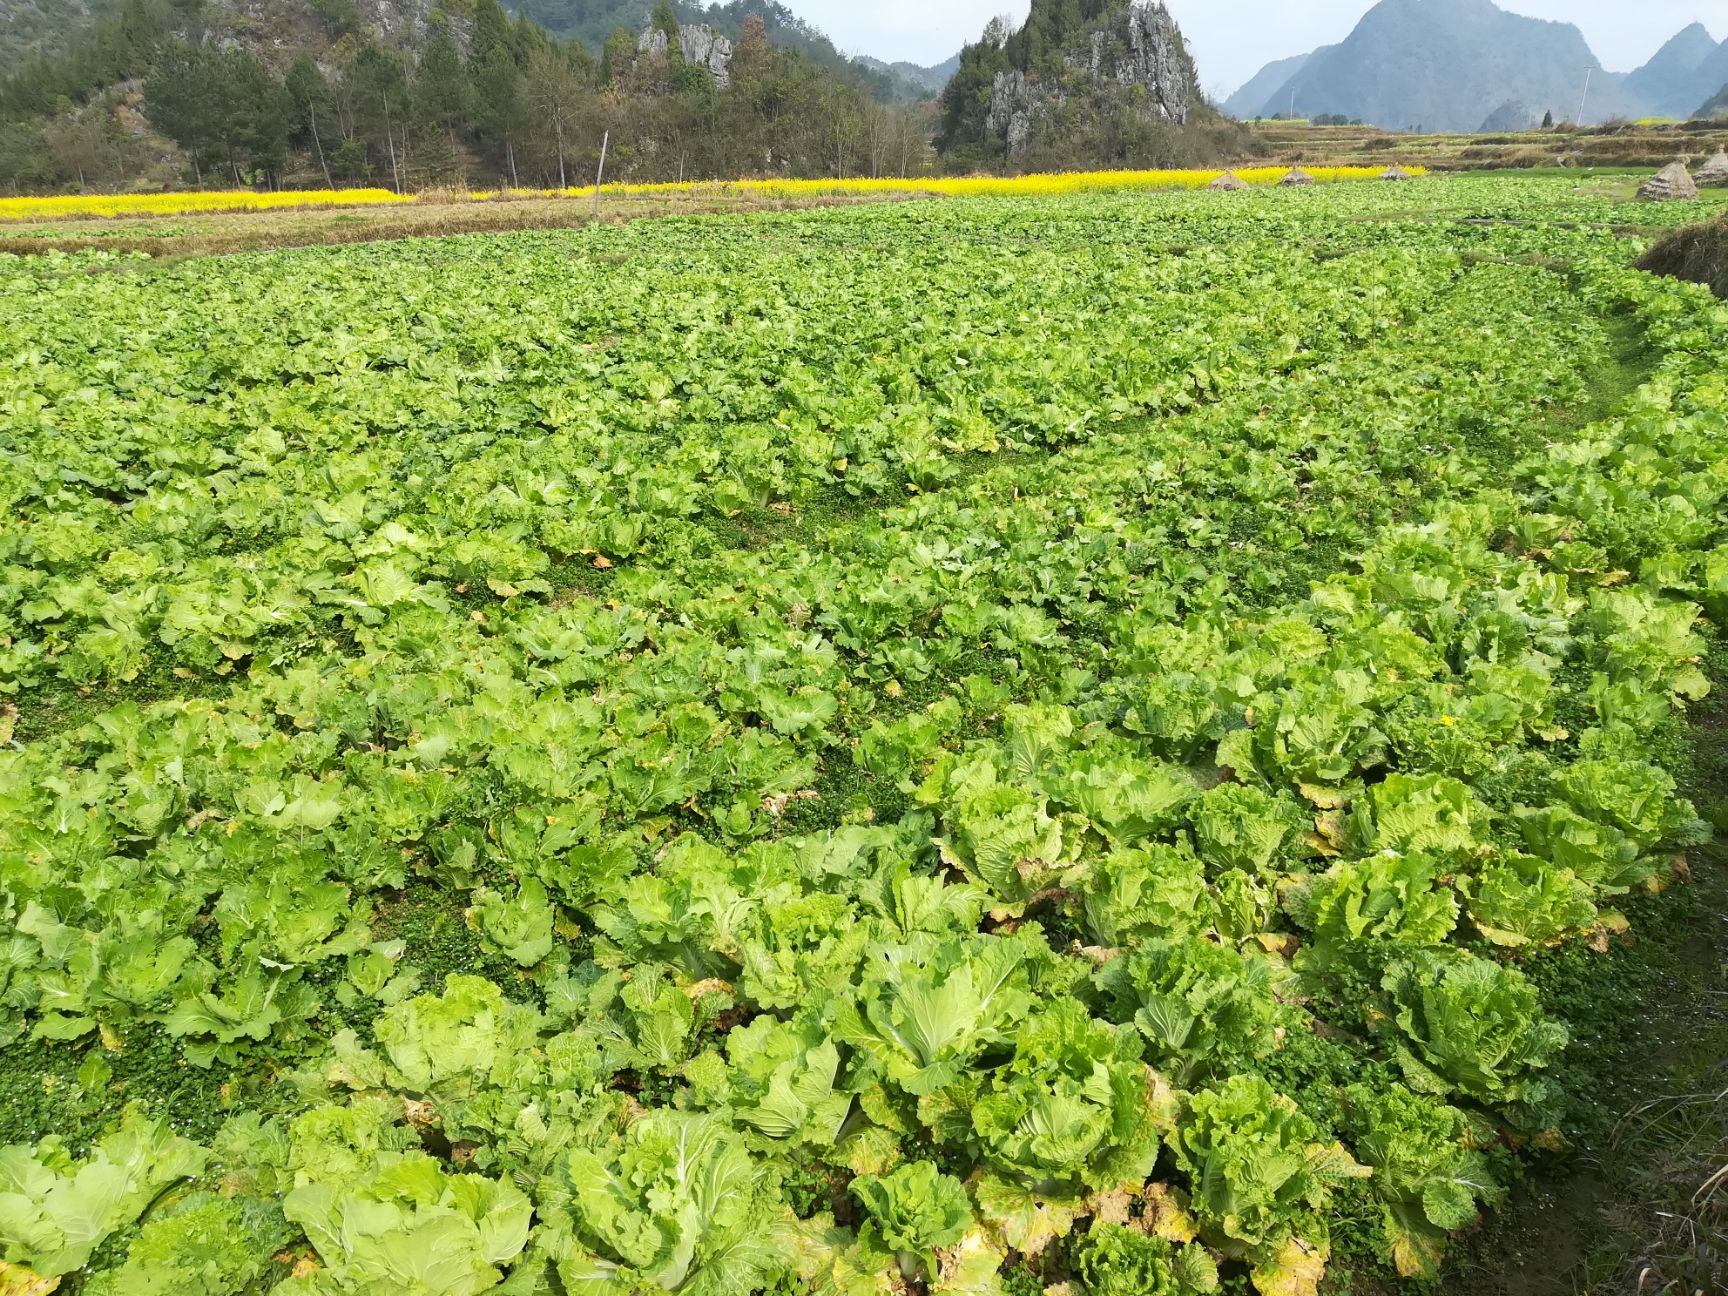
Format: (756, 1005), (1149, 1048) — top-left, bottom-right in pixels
(0, 180), (1724, 1295)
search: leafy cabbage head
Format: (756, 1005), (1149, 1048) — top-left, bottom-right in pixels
(850, 1160), (973, 1281)
(555, 1112), (793, 1296)
(1383, 950), (1568, 1118)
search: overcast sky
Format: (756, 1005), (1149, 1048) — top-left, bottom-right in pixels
(793, 1), (1719, 99)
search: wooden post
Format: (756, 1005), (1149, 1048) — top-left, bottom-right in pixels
(593, 131), (609, 219)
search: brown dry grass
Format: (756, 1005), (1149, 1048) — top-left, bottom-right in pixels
(1637, 215), (1728, 298)
(1252, 120), (1728, 173)
(0, 191), (918, 259)
(1607, 1077), (1728, 1295)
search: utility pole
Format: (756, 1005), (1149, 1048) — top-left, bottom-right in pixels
(1575, 68), (1593, 128)
(592, 130), (609, 220)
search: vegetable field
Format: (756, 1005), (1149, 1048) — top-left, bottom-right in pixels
(1, 177), (1725, 1296)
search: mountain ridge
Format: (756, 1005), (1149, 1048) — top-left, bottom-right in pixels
(856, 51), (959, 95)
(1625, 21), (1719, 117)
(1225, 2), (1722, 129)
(504, 0), (942, 97)
(1220, 50), (1312, 118)
(0, 0), (950, 100)
(1689, 40), (1728, 118)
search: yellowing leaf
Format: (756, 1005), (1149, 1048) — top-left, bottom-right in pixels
(1251, 1235), (1328, 1296)
(1390, 1224), (1445, 1278)
(973, 1175), (1081, 1255)
(0, 1259), (60, 1296)
(935, 1226), (1008, 1295)
(1086, 1187), (1135, 1226)
(1303, 829), (1342, 859)
(1139, 1183), (1199, 1243)
(837, 1122), (903, 1176)
(1297, 784), (1347, 810)
(1312, 810), (1346, 848)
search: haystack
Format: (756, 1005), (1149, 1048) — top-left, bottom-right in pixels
(1378, 165), (1414, 181)
(1696, 150), (1728, 187)
(1638, 161), (1699, 202)
(1209, 171), (1249, 191)
(1279, 167), (1317, 186)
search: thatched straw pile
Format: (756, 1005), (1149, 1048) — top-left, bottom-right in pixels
(1637, 213), (1728, 298)
(1378, 166), (1414, 181)
(1638, 161), (1699, 202)
(1208, 171), (1249, 191)
(1279, 168), (1317, 186)
(1695, 151), (1728, 187)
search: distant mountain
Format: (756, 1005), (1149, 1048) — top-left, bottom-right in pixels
(507, 0), (933, 97)
(1699, 81), (1728, 120)
(1241, 0), (1644, 131)
(1221, 51), (1314, 118)
(1689, 40), (1728, 115)
(2, 0), (462, 69)
(1625, 22), (1719, 117)
(857, 51), (958, 96)
(1479, 97), (1536, 132)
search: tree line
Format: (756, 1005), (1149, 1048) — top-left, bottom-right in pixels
(0, 0), (934, 194)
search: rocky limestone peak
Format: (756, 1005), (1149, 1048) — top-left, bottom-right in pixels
(1479, 98), (1536, 132)
(1104, 2), (1193, 121)
(986, 1), (1195, 155)
(637, 22), (734, 89)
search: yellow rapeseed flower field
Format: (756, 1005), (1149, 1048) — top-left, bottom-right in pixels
(489, 165), (1421, 202)
(2, 167), (1423, 224)
(0, 188), (411, 223)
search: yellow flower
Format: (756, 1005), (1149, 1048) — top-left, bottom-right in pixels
(517, 165), (1418, 203)
(0, 189), (410, 223)
(1, 165), (1426, 225)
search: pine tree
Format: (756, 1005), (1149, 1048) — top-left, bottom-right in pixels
(414, 28), (470, 139)
(470, 0), (525, 184)
(471, 0), (514, 67)
(651, 0), (683, 59)
(601, 27), (636, 87)
(733, 15), (771, 83)
(144, 43), (290, 186)
(285, 54), (334, 184)
(352, 43), (412, 192)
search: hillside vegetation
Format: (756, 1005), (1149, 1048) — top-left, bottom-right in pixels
(0, 0), (933, 192)
(508, 0), (944, 98)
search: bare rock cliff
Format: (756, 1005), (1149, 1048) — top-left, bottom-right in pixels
(637, 22), (734, 89)
(986, 2), (1195, 156)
